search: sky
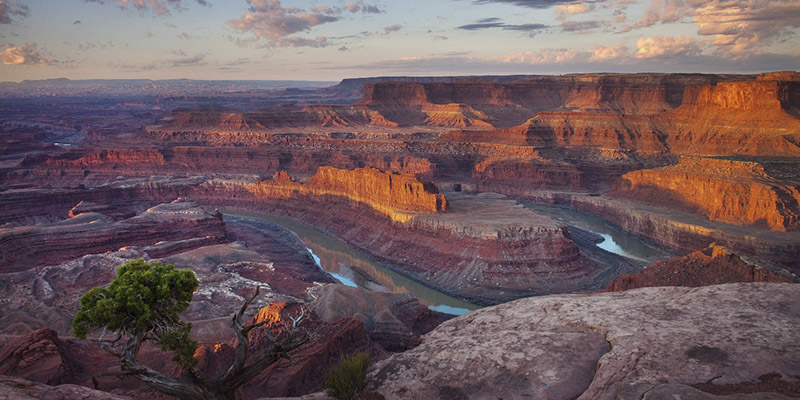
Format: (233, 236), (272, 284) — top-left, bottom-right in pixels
(0, 0), (798, 81)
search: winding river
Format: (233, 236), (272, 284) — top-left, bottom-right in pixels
(225, 211), (478, 315)
(225, 202), (672, 316)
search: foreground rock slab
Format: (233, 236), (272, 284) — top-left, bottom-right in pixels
(0, 374), (131, 400)
(370, 283), (800, 400)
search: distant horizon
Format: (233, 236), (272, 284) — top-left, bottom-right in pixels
(2, 69), (798, 85)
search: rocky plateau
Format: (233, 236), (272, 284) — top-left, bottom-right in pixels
(1, 72), (799, 399)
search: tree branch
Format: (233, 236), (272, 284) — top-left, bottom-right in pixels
(117, 334), (208, 400)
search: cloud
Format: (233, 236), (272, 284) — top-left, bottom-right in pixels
(310, 5), (336, 14)
(78, 41), (114, 50)
(0, 42), (52, 65)
(457, 18), (549, 33)
(345, 1), (382, 13)
(270, 36), (330, 47)
(621, 0), (800, 54)
(108, 52), (206, 71)
(325, 46), (800, 76)
(693, 0), (800, 54)
(554, 3), (592, 20)
(85, 0), (210, 16)
(227, 0), (338, 47)
(0, 0), (29, 24)
(589, 43), (629, 61)
(635, 35), (700, 58)
(168, 53), (206, 67)
(625, 0), (690, 31)
(384, 24), (402, 33)
(470, 0), (579, 8)
(494, 48), (588, 64)
(560, 20), (603, 32)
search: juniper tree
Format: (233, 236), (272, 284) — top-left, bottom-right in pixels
(73, 259), (309, 400)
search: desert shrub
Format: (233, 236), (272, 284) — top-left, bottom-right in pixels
(324, 351), (371, 400)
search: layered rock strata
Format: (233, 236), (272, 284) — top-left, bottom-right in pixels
(565, 194), (800, 274)
(196, 173), (599, 304)
(0, 200), (228, 273)
(607, 244), (793, 291)
(370, 283), (800, 400)
(615, 157), (800, 231)
(240, 167), (446, 221)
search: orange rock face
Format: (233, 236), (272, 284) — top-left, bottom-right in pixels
(308, 166), (446, 213)
(607, 244), (792, 291)
(615, 157), (800, 231)
(240, 166), (446, 220)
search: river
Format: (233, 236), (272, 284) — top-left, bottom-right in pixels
(522, 201), (673, 264)
(224, 203), (671, 316)
(225, 210), (478, 316)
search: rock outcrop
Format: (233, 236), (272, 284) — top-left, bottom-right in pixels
(193, 302), (385, 399)
(370, 283), (800, 400)
(311, 285), (445, 351)
(0, 329), (78, 385)
(0, 200), (229, 273)
(0, 375), (131, 400)
(607, 244), (793, 291)
(615, 157), (800, 231)
(239, 167), (446, 221)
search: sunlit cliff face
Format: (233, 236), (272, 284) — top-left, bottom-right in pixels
(242, 167), (447, 222)
(253, 302), (287, 326)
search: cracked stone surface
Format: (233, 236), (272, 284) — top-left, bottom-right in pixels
(369, 283), (800, 400)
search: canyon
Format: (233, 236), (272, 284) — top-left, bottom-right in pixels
(1, 72), (799, 399)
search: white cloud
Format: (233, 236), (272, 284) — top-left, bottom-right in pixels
(635, 35), (700, 58)
(494, 48), (588, 64)
(554, 3), (592, 20)
(622, 0), (800, 55)
(589, 43), (629, 61)
(693, 0), (800, 54)
(0, 42), (52, 65)
(226, 0), (338, 47)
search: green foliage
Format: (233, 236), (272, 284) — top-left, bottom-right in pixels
(324, 351), (371, 400)
(72, 258), (200, 368)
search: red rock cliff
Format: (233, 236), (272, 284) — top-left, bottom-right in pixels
(615, 157), (800, 231)
(308, 166), (447, 215)
(242, 167), (446, 220)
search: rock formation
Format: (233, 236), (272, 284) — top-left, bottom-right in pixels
(607, 244), (793, 291)
(370, 283), (800, 400)
(0, 375), (131, 400)
(0, 200), (229, 273)
(615, 157), (800, 231)
(311, 284), (445, 351)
